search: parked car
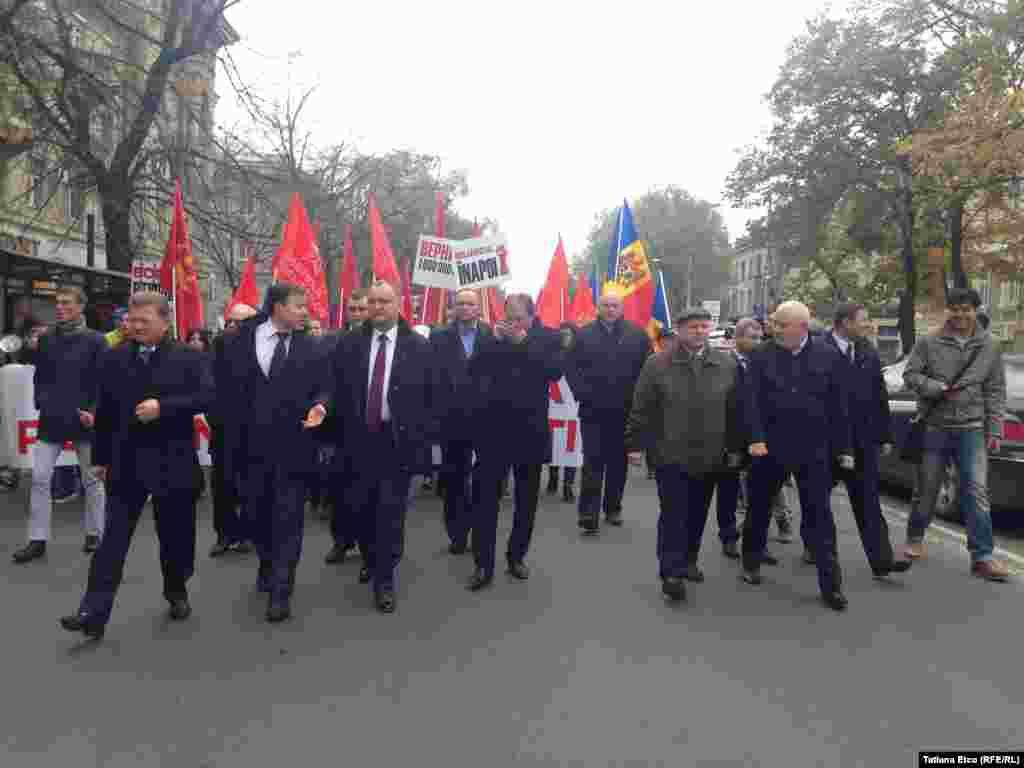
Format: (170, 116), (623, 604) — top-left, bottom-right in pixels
(879, 354), (1024, 521)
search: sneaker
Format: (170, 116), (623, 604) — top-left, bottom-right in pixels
(903, 542), (926, 560)
(972, 559), (1010, 582)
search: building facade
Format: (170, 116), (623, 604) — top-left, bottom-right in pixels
(724, 244), (783, 321)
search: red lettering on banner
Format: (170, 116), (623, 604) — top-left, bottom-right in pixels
(193, 415), (210, 449)
(549, 381), (563, 403)
(548, 418), (579, 453)
(17, 420), (73, 454)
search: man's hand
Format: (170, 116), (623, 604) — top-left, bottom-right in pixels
(748, 442), (768, 458)
(988, 436), (1002, 453)
(627, 451), (644, 466)
(303, 403), (327, 429)
(78, 410), (95, 429)
(838, 454), (855, 471)
(135, 399), (160, 423)
(880, 442), (894, 457)
(93, 466), (108, 483)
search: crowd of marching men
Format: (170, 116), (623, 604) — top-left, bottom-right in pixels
(9, 278), (1010, 640)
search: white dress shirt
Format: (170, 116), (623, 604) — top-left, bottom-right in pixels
(367, 324), (398, 423)
(255, 319), (292, 378)
(833, 332), (853, 360)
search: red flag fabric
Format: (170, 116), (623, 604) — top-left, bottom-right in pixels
(338, 223), (358, 324)
(223, 244), (259, 320)
(273, 192), (329, 322)
(419, 191), (448, 326)
(159, 178), (204, 338)
(400, 253), (414, 323)
(367, 193), (401, 289)
(535, 237), (571, 328)
(568, 273), (597, 326)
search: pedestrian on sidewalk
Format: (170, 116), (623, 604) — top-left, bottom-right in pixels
(902, 288), (1010, 582)
(13, 286), (107, 564)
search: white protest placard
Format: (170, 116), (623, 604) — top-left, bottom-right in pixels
(548, 377), (582, 467)
(413, 235), (511, 292)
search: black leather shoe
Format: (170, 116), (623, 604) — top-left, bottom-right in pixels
(873, 559), (912, 579)
(375, 588), (396, 614)
(60, 612), (105, 639)
(209, 539), (230, 558)
(741, 569), (763, 585)
(579, 518), (599, 536)
(822, 591), (849, 611)
(83, 535), (100, 554)
(230, 540), (253, 554)
(448, 542), (468, 556)
(13, 540), (46, 564)
(506, 561), (530, 580)
(467, 568), (493, 591)
(802, 547), (816, 565)
(358, 566), (371, 584)
(265, 598), (292, 623)
(605, 512), (623, 527)
(760, 551), (780, 566)
(168, 598), (191, 621)
(325, 545), (347, 564)
(684, 563), (705, 583)
(722, 540), (740, 559)
(661, 576), (686, 602)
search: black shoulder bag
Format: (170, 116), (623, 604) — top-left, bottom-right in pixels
(899, 346), (982, 464)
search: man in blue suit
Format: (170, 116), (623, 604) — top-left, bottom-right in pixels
(743, 301), (854, 611)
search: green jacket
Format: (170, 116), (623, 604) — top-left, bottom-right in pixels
(626, 345), (746, 476)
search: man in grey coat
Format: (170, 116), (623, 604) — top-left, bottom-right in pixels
(902, 287), (1009, 581)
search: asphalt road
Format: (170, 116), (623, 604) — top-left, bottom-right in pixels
(1, 471), (1021, 768)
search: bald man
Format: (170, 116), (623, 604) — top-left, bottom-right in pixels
(208, 303), (259, 556)
(744, 301), (855, 611)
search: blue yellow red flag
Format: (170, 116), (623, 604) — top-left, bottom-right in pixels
(647, 270), (672, 351)
(608, 200), (654, 329)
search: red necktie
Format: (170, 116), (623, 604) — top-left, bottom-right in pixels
(366, 334), (388, 432)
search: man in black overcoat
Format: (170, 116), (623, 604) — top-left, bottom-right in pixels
(328, 281), (436, 613)
(465, 293), (563, 592)
(60, 292), (213, 639)
(218, 283), (331, 623)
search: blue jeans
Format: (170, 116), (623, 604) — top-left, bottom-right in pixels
(907, 428), (993, 563)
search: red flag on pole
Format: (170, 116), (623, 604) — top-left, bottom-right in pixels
(273, 192), (329, 322)
(159, 178), (204, 338)
(400, 253), (414, 324)
(419, 191), (448, 326)
(367, 193), (401, 288)
(535, 236), (570, 328)
(568, 272), (597, 326)
(223, 243), (259, 320)
(337, 223), (357, 326)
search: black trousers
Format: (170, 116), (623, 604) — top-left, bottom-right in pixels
(578, 414), (628, 525)
(654, 465), (717, 579)
(474, 460), (542, 576)
(308, 445), (333, 510)
(329, 469), (359, 551)
(714, 471), (742, 543)
(745, 457), (842, 595)
(441, 439), (476, 549)
(81, 485), (197, 625)
(245, 461), (307, 601)
(350, 430), (410, 590)
(211, 428), (246, 544)
(835, 446), (896, 569)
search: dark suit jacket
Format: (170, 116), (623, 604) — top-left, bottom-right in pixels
(219, 316), (332, 479)
(468, 319), (563, 465)
(747, 338), (853, 467)
(329, 319), (436, 474)
(823, 331), (893, 449)
(93, 338), (213, 495)
(33, 326), (107, 444)
(567, 318), (651, 421)
(429, 321), (495, 440)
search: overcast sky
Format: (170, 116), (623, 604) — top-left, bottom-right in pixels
(221, 0), (847, 296)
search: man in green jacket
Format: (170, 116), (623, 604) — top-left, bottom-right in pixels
(626, 307), (750, 602)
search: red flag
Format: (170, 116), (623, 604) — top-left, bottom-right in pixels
(337, 223), (357, 325)
(419, 191), (448, 325)
(367, 193), (401, 288)
(535, 236), (570, 328)
(223, 244), (259, 320)
(568, 273), (596, 326)
(399, 253), (414, 323)
(273, 192), (329, 322)
(159, 178), (204, 338)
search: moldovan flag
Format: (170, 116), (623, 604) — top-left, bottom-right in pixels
(609, 200), (653, 329)
(273, 192), (328, 322)
(223, 243), (259, 320)
(568, 272), (596, 326)
(336, 223), (358, 326)
(419, 191), (448, 326)
(647, 270), (672, 352)
(367, 193), (402, 289)
(536, 236), (570, 328)
(159, 178), (204, 338)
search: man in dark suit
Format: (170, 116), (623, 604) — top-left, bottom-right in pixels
(59, 292), (213, 639)
(744, 300), (854, 612)
(219, 283), (331, 623)
(328, 280), (435, 613)
(567, 288), (650, 534)
(825, 303), (911, 580)
(430, 288), (495, 554)
(466, 293), (563, 592)
(208, 303), (257, 557)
